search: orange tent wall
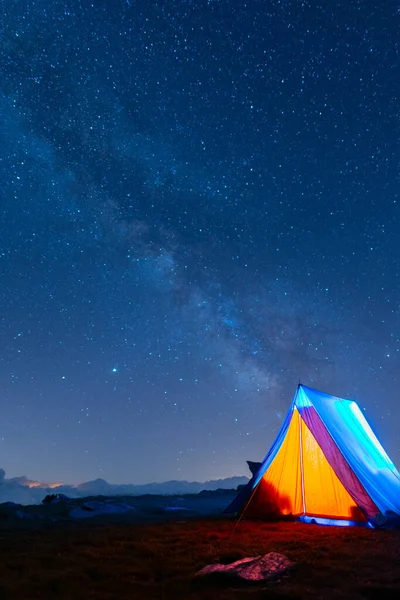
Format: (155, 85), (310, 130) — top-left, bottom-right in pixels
(253, 407), (366, 521)
(254, 408), (303, 517)
(300, 418), (366, 520)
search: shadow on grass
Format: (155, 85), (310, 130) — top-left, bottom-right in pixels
(191, 571), (301, 597)
(360, 587), (400, 599)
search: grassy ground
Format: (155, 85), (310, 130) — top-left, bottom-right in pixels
(0, 518), (399, 599)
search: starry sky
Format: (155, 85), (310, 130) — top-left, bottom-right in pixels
(1, 0), (400, 485)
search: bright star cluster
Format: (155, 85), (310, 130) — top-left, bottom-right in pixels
(0, 0), (399, 484)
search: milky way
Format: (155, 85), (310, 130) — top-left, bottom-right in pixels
(1, 0), (399, 484)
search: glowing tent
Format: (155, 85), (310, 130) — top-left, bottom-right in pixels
(226, 385), (400, 528)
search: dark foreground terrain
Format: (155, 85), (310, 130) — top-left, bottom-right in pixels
(0, 515), (399, 599)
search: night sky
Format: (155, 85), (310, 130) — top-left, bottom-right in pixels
(1, 0), (400, 486)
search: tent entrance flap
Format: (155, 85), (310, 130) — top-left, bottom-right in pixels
(300, 418), (366, 521)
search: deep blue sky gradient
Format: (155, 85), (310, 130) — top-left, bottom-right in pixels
(1, 0), (400, 484)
